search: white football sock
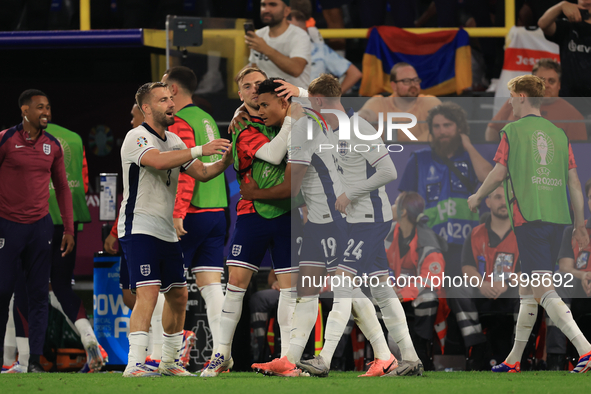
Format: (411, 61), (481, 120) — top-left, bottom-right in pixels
(319, 283), (352, 364)
(74, 318), (98, 350)
(286, 294), (319, 363)
(128, 331), (149, 366)
(3, 296), (17, 366)
(351, 288), (391, 360)
(15, 337), (29, 368)
(505, 295), (538, 365)
(199, 283), (224, 352)
(161, 331), (183, 363)
(541, 290), (591, 357)
(149, 293), (165, 360)
(278, 287), (297, 357)
(371, 284), (418, 362)
(217, 284), (246, 356)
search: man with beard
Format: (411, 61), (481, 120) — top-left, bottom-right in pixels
(398, 102), (492, 280)
(358, 62), (441, 142)
(119, 82), (233, 377)
(245, 0), (311, 88)
(450, 187), (520, 370)
(0, 89), (75, 373)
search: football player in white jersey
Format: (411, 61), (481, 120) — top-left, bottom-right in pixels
(245, 75), (397, 377)
(275, 76), (424, 377)
(118, 82), (232, 377)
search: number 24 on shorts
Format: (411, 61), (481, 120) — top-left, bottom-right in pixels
(344, 239), (363, 261)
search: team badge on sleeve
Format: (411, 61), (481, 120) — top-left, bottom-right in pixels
(43, 143), (51, 155)
(0, 238), (4, 249)
(140, 264), (151, 276)
(136, 136), (149, 148)
(232, 245), (242, 257)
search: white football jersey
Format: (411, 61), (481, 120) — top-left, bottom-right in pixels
(118, 123), (194, 242)
(289, 112), (344, 224)
(328, 116), (394, 223)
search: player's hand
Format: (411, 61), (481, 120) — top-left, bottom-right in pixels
(467, 193), (481, 213)
(229, 106), (251, 135)
(61, 234), (75, 257)
(240, 173), (260, 201)
(460, 133), (473, 150)
(572, 225), (590, 252)
(271, 281), (281, 291)
(562, 1), (586, 23)
(335, 192), (351, 214)
(289, 102), (305, 121)
(173, 217), (187, 240)
(202, 139), (232, 156)
(104, 234), (118, 255)
(245, 31), (271, 55)
(275, 80), (300, 101)
(221, 143), (234, 167)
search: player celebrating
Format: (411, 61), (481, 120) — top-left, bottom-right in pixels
(120, 82), (232, 377)
(201, 75), (294, 377)
(247, 75), (398, 377)
(468, 75), (591, 373)
(162, 66), (228, 363)
(273, 77), (424, 377)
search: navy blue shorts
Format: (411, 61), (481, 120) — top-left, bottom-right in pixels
(119, 234), (187, 293)
(180, 211), (226, 274)
(514, 222), (565, 275)
(227, 213), (293, 275)
(339, 221), (391, 277)
(299, 218), (348, 274)
(119, 252), (130, 290)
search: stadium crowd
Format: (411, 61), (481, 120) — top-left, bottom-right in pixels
(1, 0), (591, 379)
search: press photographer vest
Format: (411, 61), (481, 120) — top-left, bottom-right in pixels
(470, 223), (519, 281)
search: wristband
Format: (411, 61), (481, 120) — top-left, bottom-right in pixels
(190, 145), (203, 159)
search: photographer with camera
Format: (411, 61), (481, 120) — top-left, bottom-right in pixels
(539, 1), (591, 98)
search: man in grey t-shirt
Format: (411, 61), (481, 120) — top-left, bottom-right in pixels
(245, 0), (311, 87)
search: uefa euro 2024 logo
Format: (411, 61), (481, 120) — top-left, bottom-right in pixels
(532, 130), (554, 166)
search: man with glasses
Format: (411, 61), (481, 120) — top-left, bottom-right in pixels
(359, 62), (441, 142)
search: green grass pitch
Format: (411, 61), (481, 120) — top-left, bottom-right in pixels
(1, 371), (589, 394)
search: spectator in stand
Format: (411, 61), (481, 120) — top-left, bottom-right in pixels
(539, 0), (591, 97)
(245, 0), (311, 88)
(287, 9), (362, 94)
(485, 59), (587, 141)
(359, 62), (441, 142)
(397, 102), (492, 280)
